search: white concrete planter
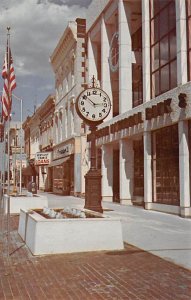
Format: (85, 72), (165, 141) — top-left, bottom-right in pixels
(18, 208), (124, 255)
(3, 195), (48, 214)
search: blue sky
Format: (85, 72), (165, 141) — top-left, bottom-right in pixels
(0, 0), (92, 121)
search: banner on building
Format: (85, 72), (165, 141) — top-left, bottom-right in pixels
(35, 152), (51, 166)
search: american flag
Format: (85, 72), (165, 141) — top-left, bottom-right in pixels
(1, 42), (16, 121)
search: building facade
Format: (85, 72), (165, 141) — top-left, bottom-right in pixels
(22, 112), (40, 188)
(38, 95), (55, 192)
(49, 18), (88, 196)
(85, 0), (191, 217)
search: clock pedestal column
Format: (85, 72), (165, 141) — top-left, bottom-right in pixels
(84, 126), (103, 213)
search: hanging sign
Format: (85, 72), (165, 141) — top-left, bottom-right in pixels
(35, 152), (51, 166)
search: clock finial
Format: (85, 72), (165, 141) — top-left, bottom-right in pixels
(92, 75), (96, 88)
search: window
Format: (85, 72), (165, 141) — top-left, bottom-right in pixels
(152, 125), (179, 205)
(187, 0), (191, 80)
(132, 27), (143, 107)
(71, 104), (75, 135)
(65, 107), (68, 139)
(150, 0), (177, 98)
(59, 111), (63, 142)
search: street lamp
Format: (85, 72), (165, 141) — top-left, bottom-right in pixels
(12, 93), (23, 195)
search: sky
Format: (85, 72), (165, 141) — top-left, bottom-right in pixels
(0, 0), (92, 122)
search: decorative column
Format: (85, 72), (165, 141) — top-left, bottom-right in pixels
(118, 0), (132, 113)
(142, 0), (151, 102)
(59, 107), (63, 142)
(87, 33), (98, 83)
(176, 0), (188, 85)
(144, 131), (152, 209)
(120, 139), (134, 205)
(54, 111), (58, 145)
(101, 16), (113, 120)
(179, 120), (190, 217)
(64, 105), (68, 139)
(101, 144), (113, 202)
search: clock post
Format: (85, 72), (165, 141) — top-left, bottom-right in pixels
(76, 76), (111, 213)
(84, 123), (103, 213)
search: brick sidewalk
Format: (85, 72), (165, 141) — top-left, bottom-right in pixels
(0, 215), (191, 300)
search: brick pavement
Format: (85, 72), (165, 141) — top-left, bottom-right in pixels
(0, 215), (191, 300)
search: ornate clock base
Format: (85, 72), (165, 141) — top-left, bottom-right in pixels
(84, 169), (103, 213)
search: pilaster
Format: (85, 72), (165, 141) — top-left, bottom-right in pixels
(120, 139), (134, 205)
(178, 120), (191, 217)
(101, 16), (113, 120)
(142, 0), (151, 102)
(176, 0), (188, 85)
(101, 144), (113, 202)
(144, 131), (152, 209)
(118, 0), (132, 113)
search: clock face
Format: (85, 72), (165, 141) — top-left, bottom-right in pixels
(76, 87), (111, 124)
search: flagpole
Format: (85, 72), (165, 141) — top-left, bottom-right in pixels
(12, 93), (23, 195)
(6, 26), (11, 257)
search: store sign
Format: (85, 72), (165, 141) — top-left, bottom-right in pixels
(55, 143), (74, 159)
(35, 152), (51, 166)
(58, 145), (70, 155)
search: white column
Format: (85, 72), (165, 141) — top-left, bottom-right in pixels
(64, 107), (68, 139)
(53, 113), (58, 145)
(179, 121), (191, 217)
(142, 0), (151, 102)
(118, 0), (132, 113)
(144, 131), (152, 209)
(120, 139), (134, 205)
(101, 144), (113, 202)
(101, 16), (113, 120)
(88, 34), (98, 83)
(176, 0), (188, 85)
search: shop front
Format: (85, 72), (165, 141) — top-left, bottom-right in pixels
(50, 141), (75, 195)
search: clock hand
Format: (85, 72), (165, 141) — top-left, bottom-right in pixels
(86, 97), (96, 107)
(94, 103), (104, 106)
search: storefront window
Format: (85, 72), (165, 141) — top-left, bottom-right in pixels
(150, 0), (177, 98)
(53, 158), (73, 195)
(152, 125), (179, 205)
(187, 0), (191, 80)
(53, 166), (63, 192)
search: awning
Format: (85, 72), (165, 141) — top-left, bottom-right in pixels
(48, 156), (70, 167)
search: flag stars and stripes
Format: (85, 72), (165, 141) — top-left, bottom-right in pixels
(1, 43), (16, 121)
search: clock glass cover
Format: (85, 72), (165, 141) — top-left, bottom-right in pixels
(76, 87), (111, 123)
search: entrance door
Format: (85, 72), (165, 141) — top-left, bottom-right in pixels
(113, 149), (120, 202)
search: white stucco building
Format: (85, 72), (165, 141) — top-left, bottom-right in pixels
(50, 18), (88, 196)
(85, 0), (191, 217)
